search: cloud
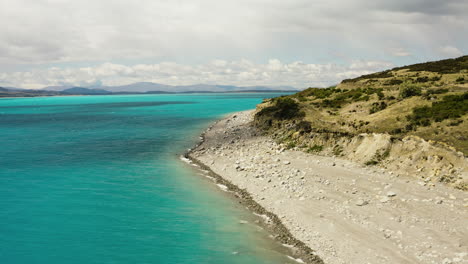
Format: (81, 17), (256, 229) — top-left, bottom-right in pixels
(0, 0), (466, 67)
(438, 45), (463, 57)
(372, 0), (468, 15)
(0, 59), (394, 89)
(0, 0), (465, 89)
(389, 48), (412, 57)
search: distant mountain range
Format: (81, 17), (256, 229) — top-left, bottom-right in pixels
(44, 82), (298, 93)
(0, 82), (299, 97)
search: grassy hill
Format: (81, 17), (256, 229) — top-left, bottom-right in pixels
(255, 56), (468, 153)
(254, 56), (468, 189)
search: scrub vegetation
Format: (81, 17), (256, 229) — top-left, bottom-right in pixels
(254, 55), (468, 155)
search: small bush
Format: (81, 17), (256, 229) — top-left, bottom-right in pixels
(296, 121), (312, 133)
(422, 88), (449, 100)
(297, 87), (336, 99)
(319, 99), (341, 108)
(369, 101), (388, 114)
(428, 88), (449, 95)
(256, 97), (305, 120)
(307, 145), (323, 153)
(448, 119), (463, 126)
(363, 87), (383, 95)
(380, 149), (390, 159)
(416, 76), (429, 83)
(311, 87), (385, 108)
(384, 79), (404, 86)
(365, 149), (390, 165)
(399, 84), (422, 98)
(365, 160), (379, 166)
(358, 95), (370, 101)
(405, 124), (414, 131)
(377, 91), (385, 100)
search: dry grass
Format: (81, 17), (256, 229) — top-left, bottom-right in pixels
(255, 56), (468, 154)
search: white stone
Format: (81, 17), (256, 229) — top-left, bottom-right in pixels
(355, 199), (368, 206)
(380, 197), (390, 203)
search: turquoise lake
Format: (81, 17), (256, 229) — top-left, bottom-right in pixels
(0, 93), (297, 264)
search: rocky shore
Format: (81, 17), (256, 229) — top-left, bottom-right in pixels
(187, 110), (468, 264)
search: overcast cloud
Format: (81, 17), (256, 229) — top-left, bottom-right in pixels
(0, 0), (466, 89)
(0, 59), (395, 89)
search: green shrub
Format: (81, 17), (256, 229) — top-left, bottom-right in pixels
(286, 141), (296, 149)
(256, 97), (304, 120)
(358, 95), (370, 101)
(429, 88), (449, 95)
(307, 145), (323, 153)
(363, 87), (381, 95)
(365, 160), (379, 166)
(399, 84), (422, 98)
(407, 92), (468, 126)
(384, 79), (404, 86)
(311, 87), (384, 108)
(327, 99), (343, 108)
(335, 88), (363, 100)
(422, 88), (449, 100)
(297, 87), (336, 99)
(365, 149), (390, 165)
(416, 76), (429, 83)
(448, 119), (463, 126)
(296, 121), (312, 133)
(369, 101), (388, 114)
(377, 91), (385, 100)
(405, 124), (414, 131)
(317, 99), (344, 109)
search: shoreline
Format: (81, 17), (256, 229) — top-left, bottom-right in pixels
(184, 155), (323, 264)
(184, 115), (323, 264)
(186, 110), (467, 264)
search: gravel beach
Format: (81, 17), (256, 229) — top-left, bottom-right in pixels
(188, 110), (468, 264)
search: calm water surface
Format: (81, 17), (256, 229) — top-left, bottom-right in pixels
(0, 93), (297, 264)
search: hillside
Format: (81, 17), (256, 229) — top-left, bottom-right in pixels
(61, 87), (111, 95)
(254, 56), (468, 189)
(96, 82), (297, 93)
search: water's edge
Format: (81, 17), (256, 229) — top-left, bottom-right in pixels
(183, 112), (324, 264)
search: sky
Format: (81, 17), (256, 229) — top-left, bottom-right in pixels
(0, 0), (467, 89)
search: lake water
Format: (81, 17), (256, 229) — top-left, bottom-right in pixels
(0, 93), (297, 264)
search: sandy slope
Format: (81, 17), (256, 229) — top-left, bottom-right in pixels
(189, 110), (468, 264)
